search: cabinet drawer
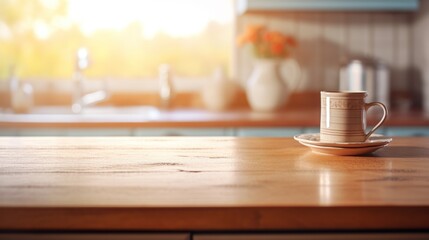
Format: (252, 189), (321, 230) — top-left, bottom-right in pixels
(0, 233), (190, 240)
(194, 233), (429, 240)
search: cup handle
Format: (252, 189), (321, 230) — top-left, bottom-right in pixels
(364, 102), (388, 141)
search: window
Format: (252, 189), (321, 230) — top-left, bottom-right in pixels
(0, 0), (233, 80)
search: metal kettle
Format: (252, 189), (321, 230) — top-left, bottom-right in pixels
(339, 58), (390, 108)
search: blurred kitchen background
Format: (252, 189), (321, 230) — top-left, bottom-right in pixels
(0, 0), (428, 137)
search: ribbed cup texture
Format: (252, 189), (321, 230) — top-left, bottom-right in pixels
(320, 91), (367, 143)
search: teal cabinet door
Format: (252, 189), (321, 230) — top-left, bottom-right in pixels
(0, 129), (19, 136)
(66, 128), (132, 136)
(133, 128), (230, 136)
(385, 127), (429, 136)
(236, 127), (302, 137)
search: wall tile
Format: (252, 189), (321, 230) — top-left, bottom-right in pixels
(237, 12), (413, 94)
(296, 13), (323, 91)
(321, 13), (346, 91)
(412, 0), (429, 112)
(393, 14), (411, 92)
(346, 13), (371, 57)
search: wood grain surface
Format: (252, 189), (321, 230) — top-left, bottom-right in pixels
(0, 137), (429, 231)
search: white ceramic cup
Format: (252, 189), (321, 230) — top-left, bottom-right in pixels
(320, 91), (388, 143)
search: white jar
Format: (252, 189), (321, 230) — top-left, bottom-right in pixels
(202, 68), (237, 111)
(12, 82), (34, 113)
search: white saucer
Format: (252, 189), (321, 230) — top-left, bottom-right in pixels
(298, 141), (388, 156)
(294, 133), (392, 148)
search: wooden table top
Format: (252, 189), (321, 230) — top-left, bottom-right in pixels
(1, 137), (429, 231)
(1, 108), (429, 128)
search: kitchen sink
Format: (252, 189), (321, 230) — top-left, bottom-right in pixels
(1, 106), (161, 120)
(32, 106), (159, 115)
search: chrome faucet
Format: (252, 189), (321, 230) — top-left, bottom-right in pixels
(158, 64), (174, 108)
(72, 48), (109, 113)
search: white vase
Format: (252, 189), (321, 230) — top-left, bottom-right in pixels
(246, 59), (289, 112)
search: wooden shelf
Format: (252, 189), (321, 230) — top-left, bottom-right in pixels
(1, 108), (428, 128)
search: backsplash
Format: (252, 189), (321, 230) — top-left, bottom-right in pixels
(236, 12), (412, 93)
(412, 0), (429, 112)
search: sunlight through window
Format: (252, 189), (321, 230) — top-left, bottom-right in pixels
(0, 0), (233, 79)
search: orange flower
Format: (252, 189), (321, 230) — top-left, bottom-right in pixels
(236, 25), (264, 46)
(237, 25), (297, 59)
(263, 32), (272, 42)
(285, 36), (297, 47)
(271, 42), (284, 55)
(249, 25), (264, 42)
(266, 31), (286, 45)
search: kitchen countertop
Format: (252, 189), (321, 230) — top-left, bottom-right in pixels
(1, 107), (428, 128)
(1, 137), (429, 231)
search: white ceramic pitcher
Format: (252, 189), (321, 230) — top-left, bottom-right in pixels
(246, 58), (301, 112)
